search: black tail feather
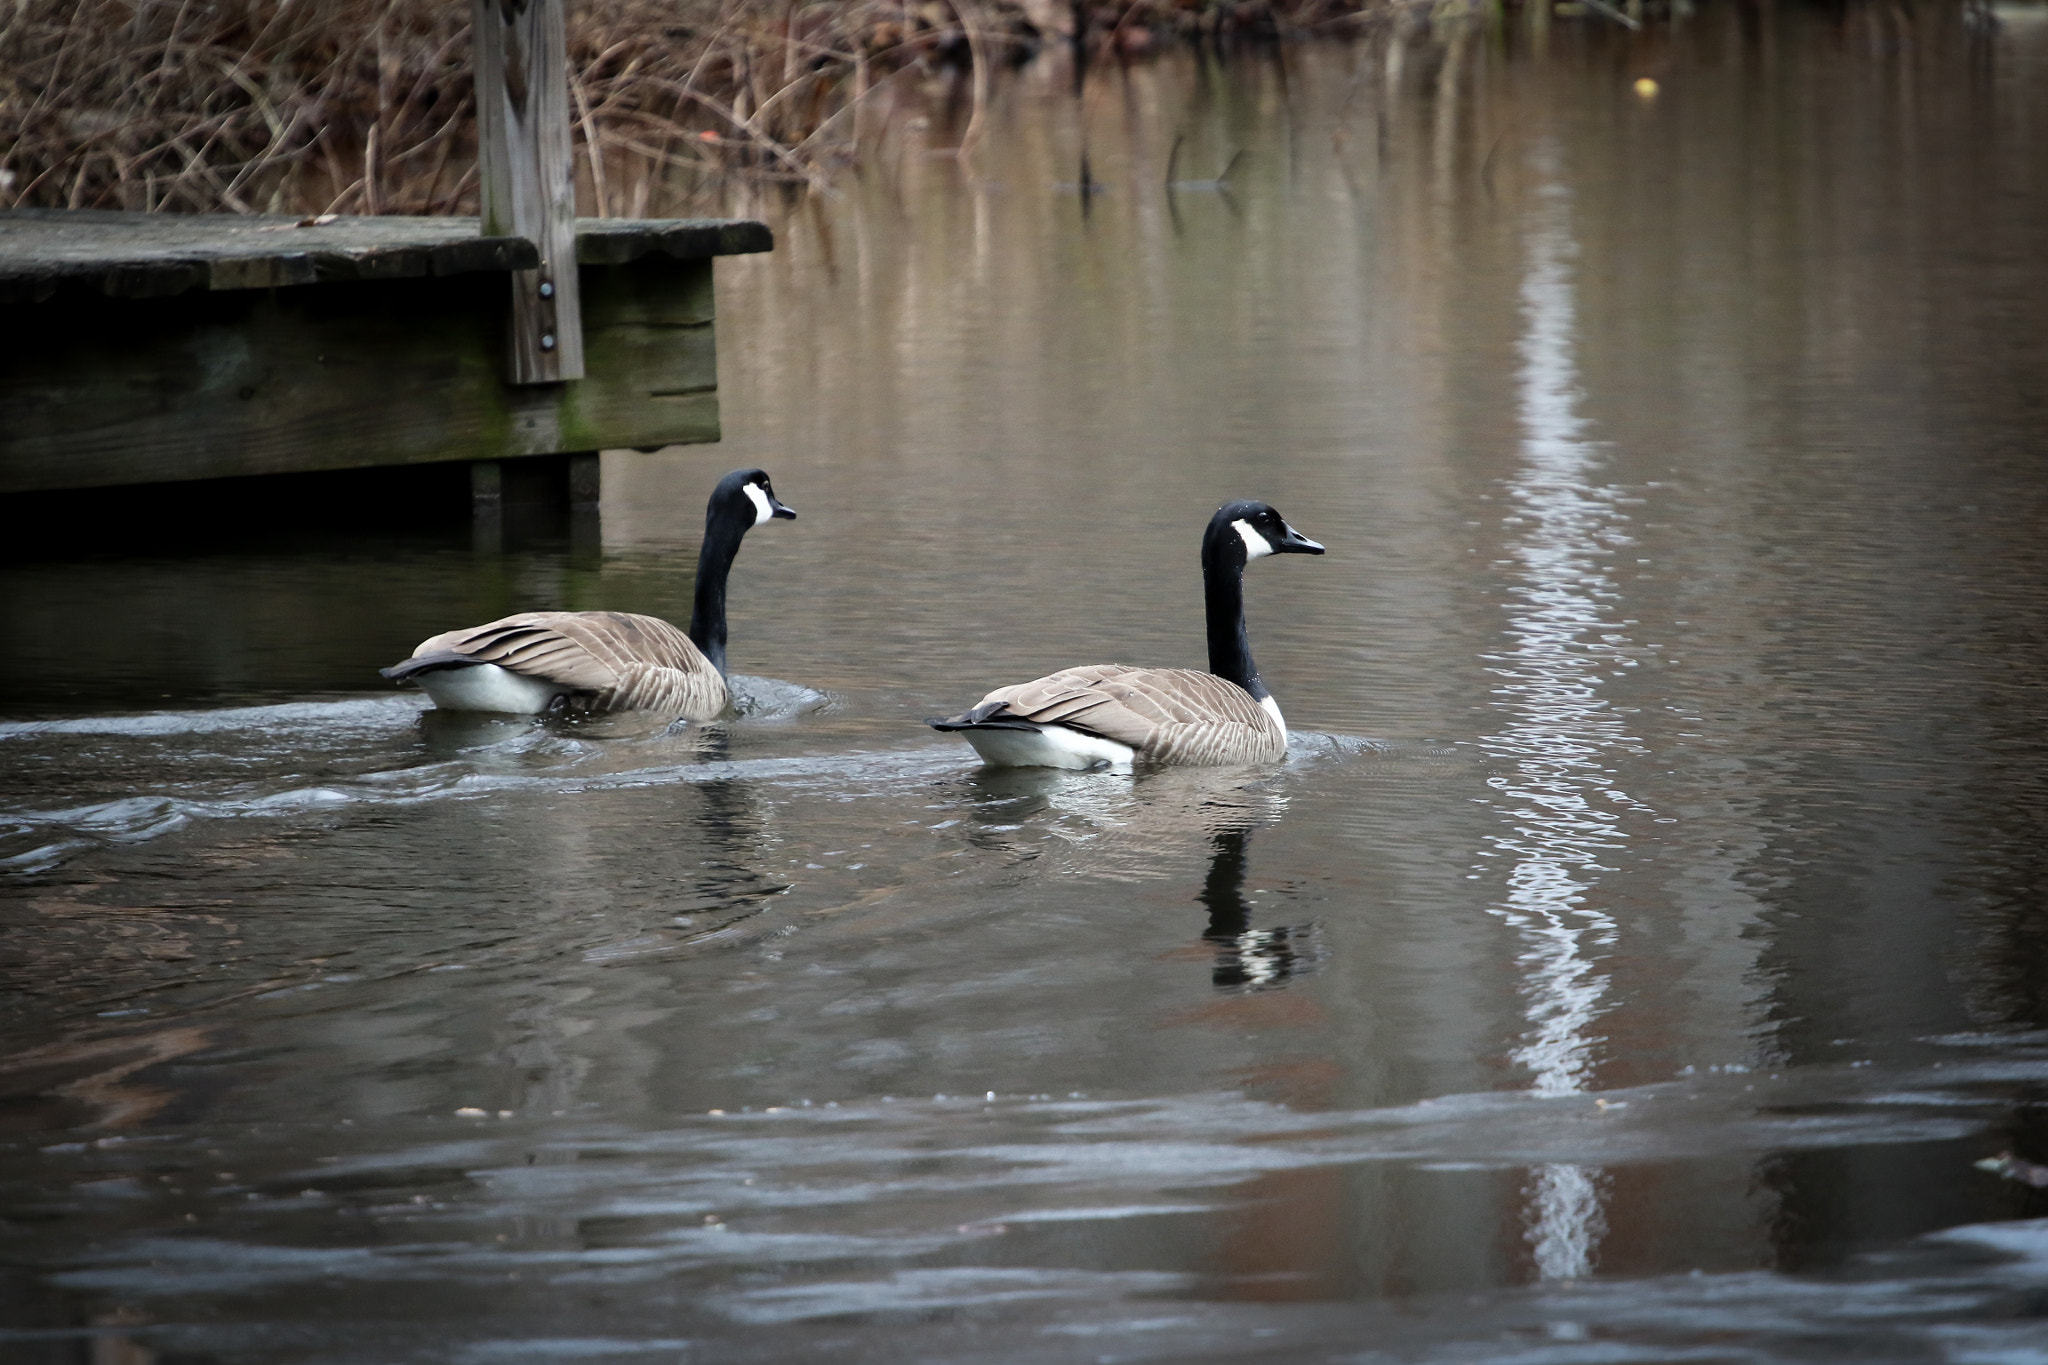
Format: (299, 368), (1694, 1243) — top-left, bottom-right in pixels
(926, 716), (1044, 733)
(926, 700), (1041, 733)
(381, 651), (484, 682)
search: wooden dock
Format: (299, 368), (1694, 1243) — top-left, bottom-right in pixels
(0, 209), (770, 497)
(0, 0), (771, 528)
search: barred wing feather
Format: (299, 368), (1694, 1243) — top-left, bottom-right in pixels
(976, 664), (1286, 766)
(408, 611), (728, 718)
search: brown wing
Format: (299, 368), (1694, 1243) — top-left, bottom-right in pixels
(409, 611), (728, 718)
(976, 665), (1287, 766)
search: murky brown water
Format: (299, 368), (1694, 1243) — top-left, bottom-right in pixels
(6, 6), (2048, 1361)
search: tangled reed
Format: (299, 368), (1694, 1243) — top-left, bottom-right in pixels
(0, 1), (1378, 216)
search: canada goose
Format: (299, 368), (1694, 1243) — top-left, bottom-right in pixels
(381, 468), (794, 717)
(928, 500), (1323, 769)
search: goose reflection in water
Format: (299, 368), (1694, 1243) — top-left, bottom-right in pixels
(1197, 824), (1325, 993)
(415, 703), (736, 754)
(672, 776), (793, 930)
(949, 764), (1289, 864)
(657, 732), (799, 950)
(578, 733), (795, 966)
(947, 766), (1322, 992)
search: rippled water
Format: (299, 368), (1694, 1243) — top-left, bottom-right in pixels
(6, 7), (2048, 1362)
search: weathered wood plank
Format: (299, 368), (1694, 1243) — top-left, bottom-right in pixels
(0, 256), (719, 494)
(474, 0), (583, 384)
(0, 211), (769, 303)
(576, 219), (775, 265)
(0, 210), (536, 303)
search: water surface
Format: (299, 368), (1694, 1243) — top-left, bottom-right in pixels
(6, 7), (2048, 1361)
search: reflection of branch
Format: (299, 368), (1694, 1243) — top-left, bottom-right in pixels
(1, 1026), (215, 1129)
(1479, 129), (1506, 201)
(1578, 0), (1644, 30)
(955, 0), (992, 161)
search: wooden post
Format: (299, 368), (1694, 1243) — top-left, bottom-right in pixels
(566, 451), (601, 509)
(471, 457), (504, 551)
(473, 0), (584, 384)
(567, 450), (601, 558)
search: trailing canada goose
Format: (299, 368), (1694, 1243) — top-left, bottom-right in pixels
(927, 500), (1323, 769)
(381, 468), (794, 717)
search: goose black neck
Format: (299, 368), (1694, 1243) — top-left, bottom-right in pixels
(1199, 826), (1253, 940)
(1202, 533), (1268, 701)
(687, 512), (748, 675)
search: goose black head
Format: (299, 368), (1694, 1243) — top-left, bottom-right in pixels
(1206, 499), (1324, 566)
(709, 468), (797, 530)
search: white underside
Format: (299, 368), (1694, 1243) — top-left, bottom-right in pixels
(1259, 693), (1287, 740)
(412, 663), (564, 714)
(960, 725), (1137, 771)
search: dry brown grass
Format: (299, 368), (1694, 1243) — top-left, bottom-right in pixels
(1, 2), (473, 214)
(0, 1), (1382, 217)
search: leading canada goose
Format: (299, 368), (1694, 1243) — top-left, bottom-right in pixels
(928, 500), (1323, 768)
(381, 468), (794, 717)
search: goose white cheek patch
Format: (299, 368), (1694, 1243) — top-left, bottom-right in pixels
(1233, 518), (1274, 560)
(743, 482), (775, 526)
